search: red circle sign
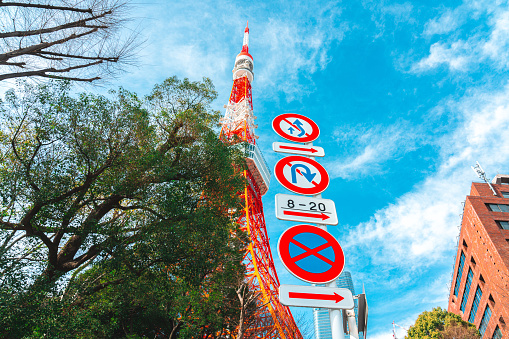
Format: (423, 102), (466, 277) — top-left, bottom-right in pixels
(278, 224), (345, 284)
(274, 156), (330, 195)
(272, 113), (320, 143)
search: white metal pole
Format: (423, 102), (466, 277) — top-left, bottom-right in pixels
(323, 230), (344, 339)
(307, 142), (345, 339)
(330, 308), (345, 339)
(346, 309), (359, 339)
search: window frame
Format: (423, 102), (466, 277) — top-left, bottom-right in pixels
(479, 305), (492, 338)
(492, 325), (502, 339)
(468, 285), (482, 323)
(454, 251), (466, 297)
(495, 220), (509, 230)
(487, 203), (509, 212)
(460, 267), (474, 312)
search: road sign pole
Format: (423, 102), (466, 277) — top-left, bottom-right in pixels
(326, 231), (345, 339)
(346, 309), (360, 339)
(330, 308), (345, 339)
(307, 141), (348, 339)
(274, 124), (355, 338)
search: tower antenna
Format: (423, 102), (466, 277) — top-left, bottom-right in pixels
(392, 321), (407, 339)
(219, 24), (302, 338)
(471, 161), (497, 195)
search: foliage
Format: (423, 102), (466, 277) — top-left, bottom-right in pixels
(0, 0), (140, 82)
(405, 307), (480, 339)
(441, 320), (482, 339)
(0, 77), (248, 337)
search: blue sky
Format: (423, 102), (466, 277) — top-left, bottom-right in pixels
(7, 0), (509, 337)
(112, 0), (509, 337)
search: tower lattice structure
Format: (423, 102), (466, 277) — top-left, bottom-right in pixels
(220, 23), (303, 339)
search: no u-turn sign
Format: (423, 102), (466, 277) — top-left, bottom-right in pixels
(274, 156), (330, 195)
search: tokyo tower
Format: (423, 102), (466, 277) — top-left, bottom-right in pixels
(220, 23), (303, 338)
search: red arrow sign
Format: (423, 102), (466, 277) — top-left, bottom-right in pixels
(288, 292), (344, 303)
(282, 210), (330, 220)
(279, 145), (319, 153)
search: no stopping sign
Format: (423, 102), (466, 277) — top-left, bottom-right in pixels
(277, 224), (345, 284)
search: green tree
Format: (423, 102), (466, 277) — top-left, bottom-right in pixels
(0, 77), (248, 337)
(405, 307), (480, 339)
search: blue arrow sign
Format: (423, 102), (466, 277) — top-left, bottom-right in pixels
(288, 126), (295, 134)
(291, 164), (317, 184)
(293, 119), (306, 137)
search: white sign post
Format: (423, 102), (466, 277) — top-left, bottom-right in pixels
(273, 141), (325, 157)
(272, 113), (358, 339)
(275, 193), (338, 225)
(279, 284), (354, 309)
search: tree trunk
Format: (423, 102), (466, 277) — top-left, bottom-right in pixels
(237, 284), (246, 338)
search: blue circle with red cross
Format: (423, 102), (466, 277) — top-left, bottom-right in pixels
(278, 224), (345, 284)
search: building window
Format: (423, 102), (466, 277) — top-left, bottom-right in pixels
(488, 294), (495, 306)
(502, 192), (509, 198)
(468, 285), (482, 323)
(460, 268), (474, 312)
(479, 305), (492, 338)
(487, 203), (509, 212)
(454, 251), (466, 297)
(492, 325), (502, 339)
(496, 220), (509, 230)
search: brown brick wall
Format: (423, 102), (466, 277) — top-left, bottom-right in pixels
(448, 183), (509, 338)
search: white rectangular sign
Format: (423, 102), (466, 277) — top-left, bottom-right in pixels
(275, 193), (338, 225)
(279, 284), (354, 309)
(273, 142), (325, 157)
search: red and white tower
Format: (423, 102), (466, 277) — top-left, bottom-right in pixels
(220, 23), (303, 338)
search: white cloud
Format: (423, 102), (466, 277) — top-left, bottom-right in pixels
(413, 3), (509, 73)
(412, 40), (473, 72)
(482, 10), (509, 68)
(326, 122), (421, 179)
(382, 2), (414, 24)
(157, 43), (229, 82)
(327, 85), (509, 335)
(363, 274), (450, 337)
(370, 330), (406, 339)
(256, 3), (348, 101)
(347, 177), (461, 264)
(345, 81), (509, 275)
(424, 8), (464, 36)
(109, 0), (349, 103)
(361, 1), (416, 39)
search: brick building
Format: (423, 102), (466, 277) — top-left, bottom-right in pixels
(448, 175), (509, 338)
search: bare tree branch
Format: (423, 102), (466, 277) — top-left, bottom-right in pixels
(0, 28), (100, 63)
(0, 60), (103, 82)
(0, 2), (93, 14)
(0, 10), (112, 38)
(35, 51), (118, 62)
(0, 1), (140, 82)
